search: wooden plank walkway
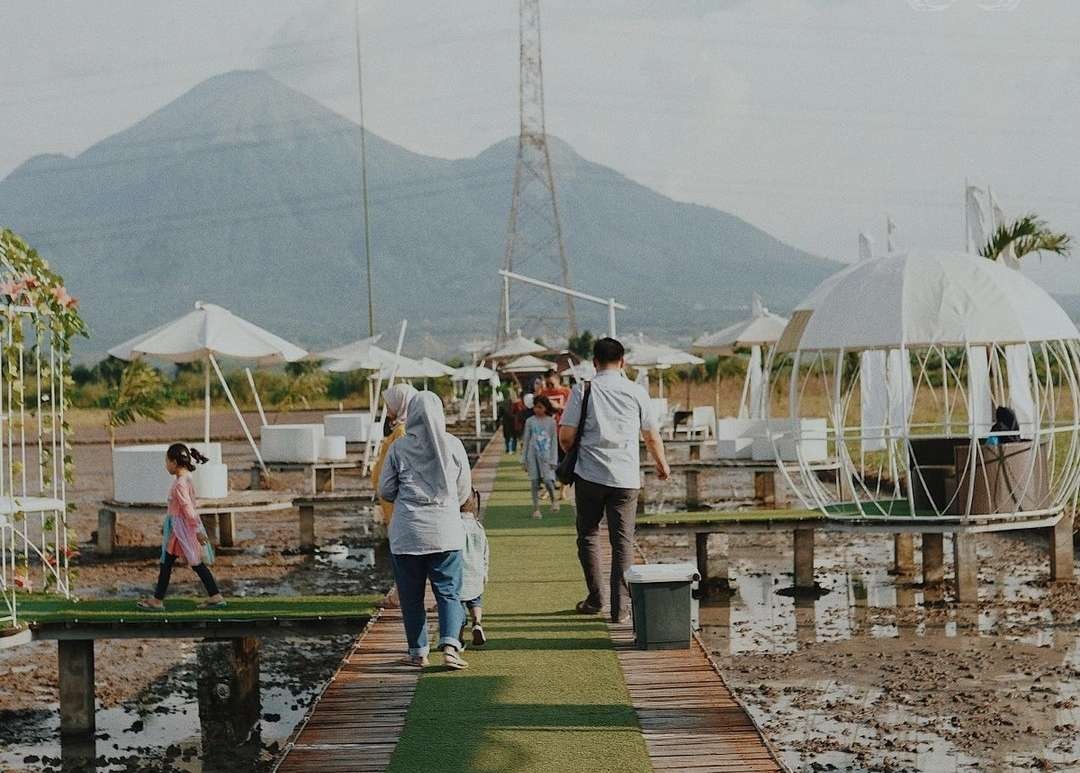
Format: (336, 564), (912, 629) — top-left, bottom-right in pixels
(275, 438), (501, 773)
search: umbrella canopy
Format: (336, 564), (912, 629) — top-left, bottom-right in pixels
(503, 354), (557, 374)
(419, 357), (456, 377)
(451, 365), (497, 382)
(489, 331), (547, 360)
(561, 361), (596, 381)
(323, 345), (416, 373)
(109, 302), (307, 365)
(777, 251), (1079, 353)
(693, 294), (789, 355)
(624, 333), (704, 368)
(314, 334), (383, 363)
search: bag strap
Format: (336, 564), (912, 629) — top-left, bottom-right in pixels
(570, 383), (592, 453)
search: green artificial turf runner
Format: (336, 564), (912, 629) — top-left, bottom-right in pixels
(388, 454), (652, 773)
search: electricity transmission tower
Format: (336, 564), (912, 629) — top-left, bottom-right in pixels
(498, 0), (577, 343)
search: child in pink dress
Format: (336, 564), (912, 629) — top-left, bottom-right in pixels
(138, 443), (225, 610)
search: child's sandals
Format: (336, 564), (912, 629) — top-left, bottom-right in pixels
(198, 598), (228, 609)
(137, 599), (164, 611)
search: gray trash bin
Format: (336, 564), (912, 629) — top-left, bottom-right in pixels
(624, 563), (701, 650)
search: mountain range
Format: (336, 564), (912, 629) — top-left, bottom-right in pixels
(0, 70), (841, 358)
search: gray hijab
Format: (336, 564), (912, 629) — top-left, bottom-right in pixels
(395, 391), (455, 505)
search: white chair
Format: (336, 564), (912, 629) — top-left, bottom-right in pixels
(675, 406), (715, 440)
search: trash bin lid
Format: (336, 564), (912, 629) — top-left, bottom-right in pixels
(624, 562), (701, 584)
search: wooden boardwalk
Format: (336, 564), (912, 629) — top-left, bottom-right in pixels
(277, 440), (783, 772)
(610, 623), (783, 772)
(275, 439), (501, 773)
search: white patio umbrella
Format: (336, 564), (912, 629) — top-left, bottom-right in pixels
(624, 333), (704, 398)
(489, 331), (546, 361)
(419, 357), (456, 377)
(315, 334), (383, 363)
(451, 365), (497, 382)
(692, 293), (789, 418)
(561, 361), (596, 382)
(502, 354), (557, 374)
(108, 301), (307, 473)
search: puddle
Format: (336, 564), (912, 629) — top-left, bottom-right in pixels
(0, 635), (354, 772)
(641, 529), (1080, 771)
(315, 543), (376, 571)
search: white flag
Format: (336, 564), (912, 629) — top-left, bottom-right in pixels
(886, 215), (898, 253)
(858, 232), (874, 262)
(965, 185), (987, 254)
(988, 187), (1020, 270)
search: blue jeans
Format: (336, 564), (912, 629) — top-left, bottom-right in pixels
(505, 435), (518, 453)
(391, 550), (466, 656)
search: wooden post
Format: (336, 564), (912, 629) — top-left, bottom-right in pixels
(58, 640), (95, 738)
(218, 512), (235, 548)
(96, 508), (116, 556)
(893, 534), (915, 575)
(922, 533), (945, 585)
(636, 492), (646, 515)
(315, 466), (334, 493)
(1049, 511), (1075, 582)
(695, 532), (709, 581)
(953, 532), (978, 602)
(299, 504), (316, 552)
(249, 466), (263, 490)
(794, 528), (815, 591)
(200, 514), (219, 546)
(197, 637), (261, 763)
(685, 470), (700, 510)
(754, 470), (777, 507)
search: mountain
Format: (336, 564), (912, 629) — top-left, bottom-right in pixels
(0, 70), (839, 357)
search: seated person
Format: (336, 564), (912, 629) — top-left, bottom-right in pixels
(987, 405), (1021, 446)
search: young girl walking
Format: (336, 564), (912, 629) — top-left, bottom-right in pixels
(138, 443), (226, 610)
(522, 395), (559, 519)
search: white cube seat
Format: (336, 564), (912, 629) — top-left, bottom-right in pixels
(323, 413), (373, 443)
(112, 442), (223, 504)
(261, 424), (325, 463)
(751, 419), (829, 462)
(320, 435), (348, 461)
(192, 462), (229, 499)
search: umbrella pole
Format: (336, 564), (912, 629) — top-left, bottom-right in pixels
(204, 364), (211, 444)
(714, 366), (721, 422)
(209, 354), (267, 476)
(245, 367), (268, 426)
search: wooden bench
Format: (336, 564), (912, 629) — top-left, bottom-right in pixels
(97, 491), (295, 555)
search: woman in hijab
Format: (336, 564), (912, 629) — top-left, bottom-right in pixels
(371, 383), (420, 525)
(378, 391), (473, 670)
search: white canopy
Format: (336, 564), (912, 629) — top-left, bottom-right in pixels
(625, 333), (705, 368)
(561, 361), (596, 381)
(324, 345), (416, 373)
(419, 357), (455, 377)
(451, 365), (496, 382)
(109, 301), (307, 366)
(315, 335), (383, 363)
(778, 251), (1079, 353)
(372, 358), (446, 380)
(693, 294), (789, 354)
(489, 331), (547, 360)
(503, 354), (557, 374)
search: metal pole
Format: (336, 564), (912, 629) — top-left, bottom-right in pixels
(503, 275), (511, 337)
(356, 0), (375, 336)
(608, 298), (616, 338)
(204, 364), (211, 444)
(209, 354), (266, 475)
(245, 367), (268, 427)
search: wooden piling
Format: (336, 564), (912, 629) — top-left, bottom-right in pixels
(58, 640), (95, 738)
(922, 533), (945, 585)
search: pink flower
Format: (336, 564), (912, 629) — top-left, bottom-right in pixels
(51, 286), (76, 308)
(21, 274), (39, 290)
(0, 279), (24, 299)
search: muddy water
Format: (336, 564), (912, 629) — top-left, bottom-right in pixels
(640, 527), (1080, 772)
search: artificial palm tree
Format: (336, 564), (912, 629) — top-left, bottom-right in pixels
(981, 213), (1071, 263)
(106, 361), (166, 446)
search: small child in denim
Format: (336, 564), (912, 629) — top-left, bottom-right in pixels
(460, 489), (490, 646)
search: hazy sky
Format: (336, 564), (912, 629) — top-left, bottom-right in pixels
(4, 0), (1080, 293)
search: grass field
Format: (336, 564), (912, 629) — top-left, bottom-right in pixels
(388, 455), (652, 773)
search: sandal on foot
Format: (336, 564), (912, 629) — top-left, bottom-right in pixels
(443, 648), (468, 670)
(198, 599), (228, 609)
(531, 510), (542, 519)
(472, 625), (487, 646)
(136, 599), (164, 611)
(398, 655), (429, 667)
(575, 600), (602, 615)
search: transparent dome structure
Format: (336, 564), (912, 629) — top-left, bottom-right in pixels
(766, 251), (1080, 530)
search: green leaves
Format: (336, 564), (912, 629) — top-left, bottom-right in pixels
(980, 213), (1072, 263)
(106, 360), (167, 435)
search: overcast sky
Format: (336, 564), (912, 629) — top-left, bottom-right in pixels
(4, 0), (1080, 292)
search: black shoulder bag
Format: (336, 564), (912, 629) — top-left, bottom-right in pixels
(556, 383), (591, 485)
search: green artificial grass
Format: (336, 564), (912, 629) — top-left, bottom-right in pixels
(388, 456), (652, 773)
(637, 508), (821, 526)
(15, 594), (379, 624)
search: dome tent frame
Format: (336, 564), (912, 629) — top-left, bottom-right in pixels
(767, 251), (1080, 532)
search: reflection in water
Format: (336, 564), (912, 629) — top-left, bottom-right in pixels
(643, 528), (1080, 771)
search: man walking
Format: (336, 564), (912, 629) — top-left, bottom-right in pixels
(559, 337), (670, 623)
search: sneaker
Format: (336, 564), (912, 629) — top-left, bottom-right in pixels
(472, 625), (487, 646)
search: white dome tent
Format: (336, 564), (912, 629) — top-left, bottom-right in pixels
(769, 251), (1080, 532)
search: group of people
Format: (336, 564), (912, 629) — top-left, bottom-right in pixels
(139, 335), (670, 668)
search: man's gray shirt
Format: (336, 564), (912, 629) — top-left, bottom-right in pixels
(561, 369), (657, 490)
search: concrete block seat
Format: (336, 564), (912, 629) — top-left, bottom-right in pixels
(112, 443), (226, 504)
(323, 413), (373, 444)
(260, 424), (325, 464)
(713, 417), (828, 462)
